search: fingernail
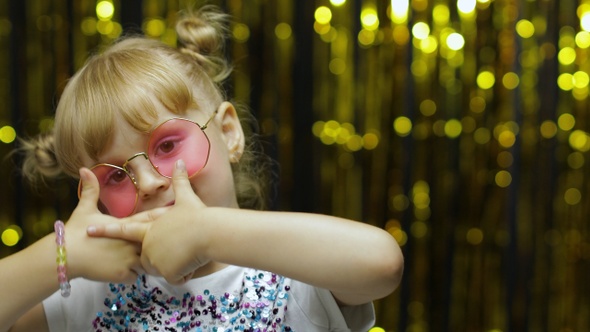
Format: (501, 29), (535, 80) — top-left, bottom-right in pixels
(79, 168), (87, 182)
(87, 226), (96, 234)
(80, 168), (92, 183)
(176, 159), (186, 172)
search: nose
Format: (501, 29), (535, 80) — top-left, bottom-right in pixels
(126, 157), (170, 199)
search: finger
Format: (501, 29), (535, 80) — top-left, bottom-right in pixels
(172, 159), (201, 204)
(125, 206), (170, 224)
(77, 168), (101, 211)
(86, 222), (148, 242)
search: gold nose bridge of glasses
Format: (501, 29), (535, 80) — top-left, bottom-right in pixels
(121, 152), (157, 183)
(123, 152), (149, 168)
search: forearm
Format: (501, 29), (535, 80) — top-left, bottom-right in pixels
(205, 208), (404, 305)
(0, 234), (57, 330)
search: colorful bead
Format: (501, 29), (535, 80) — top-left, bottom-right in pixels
(54, 220), (71, 298)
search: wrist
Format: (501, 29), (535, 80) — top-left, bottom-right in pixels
(202, 207), (237, 262)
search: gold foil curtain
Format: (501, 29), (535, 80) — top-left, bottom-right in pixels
(1, 0), (589, 331)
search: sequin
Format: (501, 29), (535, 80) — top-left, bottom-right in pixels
(94, 270), (293, 331)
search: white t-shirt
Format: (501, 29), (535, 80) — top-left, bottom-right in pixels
(43, 265), (375, 331)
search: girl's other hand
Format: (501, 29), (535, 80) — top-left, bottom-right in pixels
(86, 160), (212, 285)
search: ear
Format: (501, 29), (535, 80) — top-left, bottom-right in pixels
(216, 101), (245, 163)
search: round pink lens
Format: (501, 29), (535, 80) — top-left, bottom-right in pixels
(91, 165), (138, 218)
(148, 119), (211, 178)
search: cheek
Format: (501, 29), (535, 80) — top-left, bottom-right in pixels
(205, 133), (235, 177)
(192, 148), (238, 207)
(202, 134), (231, 176)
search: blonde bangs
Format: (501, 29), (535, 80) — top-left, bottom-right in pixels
(55, 38), (197, 176)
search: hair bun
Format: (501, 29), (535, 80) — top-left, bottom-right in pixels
(19, 132), (63, 184)
(176, 6), (232, 83)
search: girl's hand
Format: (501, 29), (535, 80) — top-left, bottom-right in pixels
(67, 168), (167, 283)
(86, 160), (212, 284)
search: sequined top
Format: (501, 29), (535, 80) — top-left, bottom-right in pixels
(43, 265), (374, 332)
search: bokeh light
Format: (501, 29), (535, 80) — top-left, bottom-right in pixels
(581, 12), (590, 32)
(144, 18), (165, 37)
(394, 116), (413, 137)
(1, 225), (22, 247)
(569, 130), (590, 152)
(446, 32), (465, 50)
(477, 71), (495, 89)
(558, 113), (576, 131)
(495, 170), (512, 188)
(275, 23), (292, 40)
(558, 47), (576, 65)
(540, 120), (558, 139)
(96, 1), (114, 20)
(516, 19), (535, 38)
(0, 125), (16, 143)
(412, 22), (430, 40)
(433, 4), (450, 26)
(444, 119), (462, 138)
(420, 99), (437, 116)
(564, 188), (582, 205)
(575, 31), (590, 48)
(361, 7), (379, 31)
(466, 228), (484, 245)
(457, 0), (476, 15)
(315, 6), (332, 25)
(233, 23), (250, 42)
(390, 0), (410, 24)
(330, 0), (346, 6)
(368, 327), (386, 332)
(502, 72), (520, 90)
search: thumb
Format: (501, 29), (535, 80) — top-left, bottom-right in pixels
(77, 168), (101, 210)
(172, 159), (199, 204)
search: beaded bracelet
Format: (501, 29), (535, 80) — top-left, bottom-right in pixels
(54, 220), (71, 297)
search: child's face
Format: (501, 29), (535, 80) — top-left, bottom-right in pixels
(82, 102), (243, 216)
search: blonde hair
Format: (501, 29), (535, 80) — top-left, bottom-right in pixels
(20, 6), (273, 210)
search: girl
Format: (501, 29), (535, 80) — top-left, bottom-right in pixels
(1, 6), (403, 332)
